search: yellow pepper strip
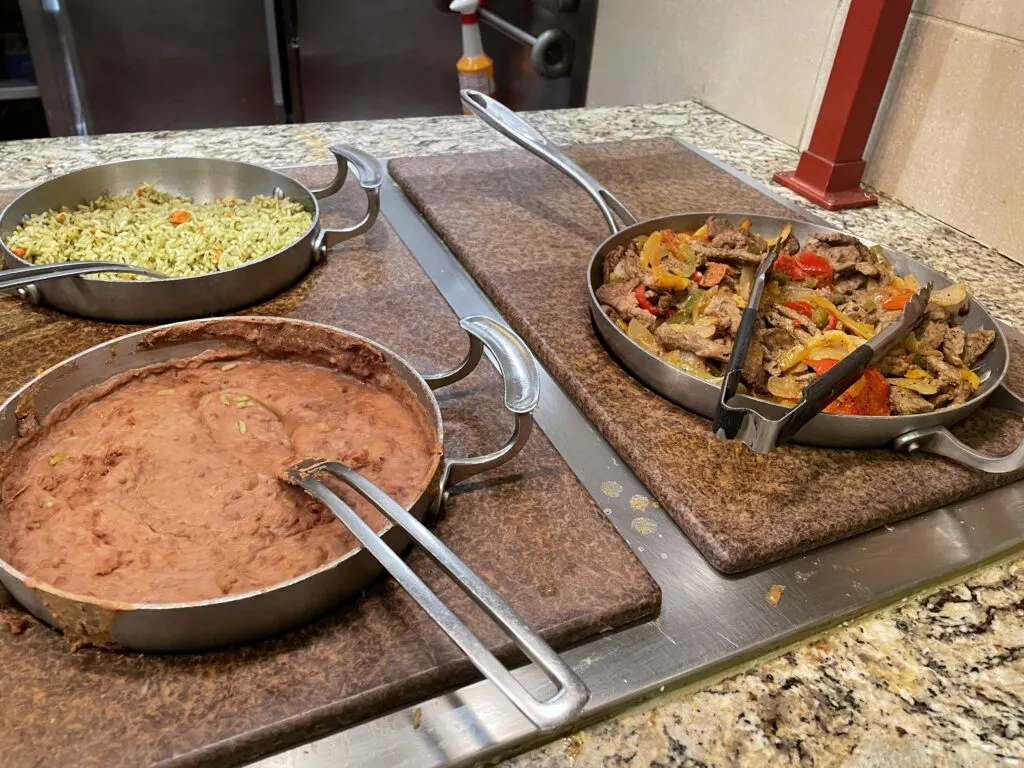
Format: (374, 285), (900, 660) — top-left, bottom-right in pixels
(905, 366), (929, 379)
(690, 223), (709, 242)
(639, 230), (666, 270)
(740, 218), (751, 230)
(960, 367), (981, 389)
(652, 266), (690, 290)
(777, 330), (862, 372)
(804, 295), (875, 339)
(695, 285), (719, 318)
(766, 223), (793, 247)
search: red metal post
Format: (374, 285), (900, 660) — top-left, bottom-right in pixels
(773, 0), (913, 210)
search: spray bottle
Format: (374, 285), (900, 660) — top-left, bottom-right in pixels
(450, 0), (495, 111)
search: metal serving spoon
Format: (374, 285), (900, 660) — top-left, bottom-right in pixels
(0, 260), (166, 293)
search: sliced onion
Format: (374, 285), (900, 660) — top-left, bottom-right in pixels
(767, 375), (806, 400)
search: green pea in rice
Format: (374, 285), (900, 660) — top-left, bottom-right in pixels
(4, 184), (314, 279)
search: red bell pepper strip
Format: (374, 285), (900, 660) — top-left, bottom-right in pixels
(634, 284), (659, 315)
(807, 360), (890, 415)
(773, 251), (835, 286)
(882, 288), (914, 311)
(660, 229), (681, 256)
(772, 254), (808, 282)
(783, 300), (813, 316)
(795, 251), (834, 285)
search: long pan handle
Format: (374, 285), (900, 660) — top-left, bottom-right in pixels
(0, 260), (164, 292)
(285, 460), (590, 732)
(460, 89), (637, 235)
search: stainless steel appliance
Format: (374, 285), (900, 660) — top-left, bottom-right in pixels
(17, 0), (596, 136)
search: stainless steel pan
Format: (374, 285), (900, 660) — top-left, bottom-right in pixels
(461, 90), (1024, 473)
(0, 147), (384, 323)
(0, 317), (542, 645)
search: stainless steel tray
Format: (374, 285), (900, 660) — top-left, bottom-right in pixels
(247, 157), (1024, 768)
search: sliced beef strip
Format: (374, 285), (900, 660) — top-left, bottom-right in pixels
(916, 320), (948, 352)
(805, 232), (870, 275)
(596, 280), (656, 329)
(890, 386), (935, 415)
(832, 274), (867, 296)
(705, 216), (734, 240)
(821, 244), (863, 274)
(962, 328), (996, 367)
(926, 355), (962, 388)
(602, 244), (629, 283)
(704, 293), (742, 335)
(760, 327), (796, 354)
(950, 379), (974, 407)
(654, 323), (733, 361)
(855, 261), (880, 277)
(807, 232), (862, 248)
(837, 300), (871, 324)
(879, 352), (910, 377)
(710, 231), (748, 249)
(942, 326), (966, 367)
(741, 342), (766, 389)
(691, 242), (763, 266)
(776, 304), (822, 335)
(780, 234), (800, 256)
(749, 231), (768, 253)
(766, 311), (814, 345)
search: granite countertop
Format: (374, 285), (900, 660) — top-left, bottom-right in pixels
(2, 103), (1022, 767)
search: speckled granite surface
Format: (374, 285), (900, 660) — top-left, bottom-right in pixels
(2, 101), (1023, 766)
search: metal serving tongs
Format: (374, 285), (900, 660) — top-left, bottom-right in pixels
(0, 260), (165, 292)
(283, 459), (589, 732)
(713, 246), (933, 453)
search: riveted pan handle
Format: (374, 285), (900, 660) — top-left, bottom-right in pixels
(285, 461), (589, 732)
(422, 316), (538, 486)
(310, 145), (384, 253)
(892, 384), (1024, 473)
(460, 89), (637, 235)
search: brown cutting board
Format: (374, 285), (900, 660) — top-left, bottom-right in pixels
(389, 138), (1024, 574)
(0, 169), (660, 768)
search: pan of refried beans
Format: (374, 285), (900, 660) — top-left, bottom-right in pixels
(0, 315), (540, 651)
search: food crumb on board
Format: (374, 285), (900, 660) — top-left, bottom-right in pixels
(0, 609), (31, 635)
(599, 480), (623, 498)
(629, 494), (650, 511)
(630, 517), (657, 535)
(765, 584), (786, 606)
(412, 707), (422, 730)
(565, 733), (584, 759)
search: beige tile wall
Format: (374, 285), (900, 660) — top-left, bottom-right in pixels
(866, 6), (1024, 261)
(586, 0), (848, 148)
(586, 0), (1024, 261)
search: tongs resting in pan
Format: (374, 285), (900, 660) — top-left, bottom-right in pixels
(0, 260), (165, 293)
(284, 459), (589, 732)
(714, 243), (932, 453)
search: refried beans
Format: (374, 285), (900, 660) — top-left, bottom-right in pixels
(0, 352), (440, 604)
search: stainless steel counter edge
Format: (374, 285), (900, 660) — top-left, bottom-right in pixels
(250, 152), (1024, 768)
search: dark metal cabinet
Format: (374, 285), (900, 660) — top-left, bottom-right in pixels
(288, 0), (595, 121)
(20, 0), (282, 135)
(18, 0), (596, 136)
